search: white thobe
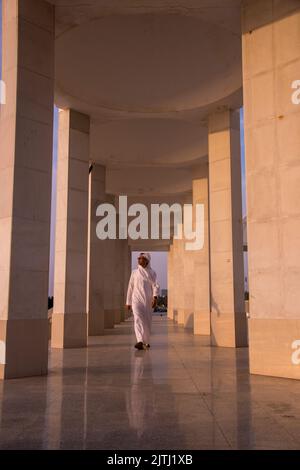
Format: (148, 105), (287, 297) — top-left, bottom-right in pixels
(126, 265), (160, 344)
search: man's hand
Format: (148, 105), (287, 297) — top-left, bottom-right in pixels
(126, 304), (132, 311)
(152, 297), (158, 309)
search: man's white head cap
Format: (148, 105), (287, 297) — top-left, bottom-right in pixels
(139, 252), (151, 263)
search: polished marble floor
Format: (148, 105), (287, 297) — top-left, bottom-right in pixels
(1, 316), (300, 449)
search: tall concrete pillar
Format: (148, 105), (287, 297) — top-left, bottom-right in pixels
(172, 236), (185, 324)
(113, 234), (125, 325)
(122, 243), (131, 321)
(0, 0), (54, 378)
(183, 244), (194, 329)
(103, 195), (117, 329)
(88, 186), (130, 334)
(193, 163), (211, 335)
(167, 243), (174, 320)
(242, 1), (300, 378)
(114, 237), (132, 325)
(51, 110), (90, 348)
(208, 109), (247, 347)
(88, 164), (106, 336)
(122, 242), (132, 321)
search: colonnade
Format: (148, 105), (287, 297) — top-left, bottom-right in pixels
(0, 0), (131, 378)
(0, 0), (300, 381)
(168, 0), (300, 380)
(168, 110), (247, 348)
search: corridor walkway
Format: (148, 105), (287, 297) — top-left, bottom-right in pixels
(1, 317), (300, 450)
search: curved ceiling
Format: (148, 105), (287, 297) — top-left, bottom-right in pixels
(50, 1), (243, 199)
(90, 118), (208, 167)
(55, 13), (242, 115)
(106, 163), (205, 196)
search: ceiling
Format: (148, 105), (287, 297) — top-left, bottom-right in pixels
(50, 0), (243, 199)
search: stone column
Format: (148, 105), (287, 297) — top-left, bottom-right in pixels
(193, 163), (211, 335)
(0, 0), (54, 379)
(113, 236), (124, 325)
(122, 243), (131, 320)
(242, 0), (300, 378)
(113, 237), (131, 325)
(122, 242), (132, 321)
(103, 195), (117, 329)
(172, 236), (185, 324)
(167, 243), (174, 320)
(120, 240), (131, 321)
(208, 109), (247, 347)
(51, 110), (90, 348)
(183, 245), (194, 329)
(88, 164), (106, 336)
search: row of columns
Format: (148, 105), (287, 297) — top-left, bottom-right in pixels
(1, 0), (300, 380)
(168, 109), (247, 348)
(168, 0), (300, 380)
(0, 0), (131, 378)
(51, 109), (131, 350)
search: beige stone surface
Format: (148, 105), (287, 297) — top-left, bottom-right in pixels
(89, 197), (131, 331)
(0, 0), (54, 378)
(104, 309), (116, 329)
(167, 244), (174, 320)
(52, 109), (90, 348)
(242, 1), (300, 375)
(0, 318), (48, 379)
(193, 166), (210, 335)
(123, 243), (132, 320)
(88, 164), (106, 336)
(249, 318), (300, 380)
(51, 313), (88, 349)
(183, 242), (194, 329)
(242, 1), (300, 321)
(171, 236), (185, 325)
(208, 109), (247, 347)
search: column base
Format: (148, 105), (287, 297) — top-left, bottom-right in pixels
(120, 307), (125, 322)
(183, 309), (194, 329)
(211, 311), (248, 347)
(88, 311), (104, 336)
(167, 307), (174, 320)
(177, 309), (185, 325)
(51, 313), (87, 348)
(194, 310), (211, 335)
(104, 309), (115, 329)
(114, 309), (122, 325)
(0, 319), (48, 379)
(249, 318), (300, 380)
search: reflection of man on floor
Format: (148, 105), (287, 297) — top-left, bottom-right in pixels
(126, 253), (160, 350)
(126, 353), (156, 439)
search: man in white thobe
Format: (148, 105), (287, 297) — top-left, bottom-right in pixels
(126, 252), (160, 350)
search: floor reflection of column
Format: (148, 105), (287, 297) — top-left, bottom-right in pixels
(44, 352), (63, 449)
(235, 350), (252, 449)
(0, 377), (48, 449)
(203, 347), (253, 449)
(83, 332), (133, 449)
(168, 332), (228, 449)
(44, 348), (88, 449)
